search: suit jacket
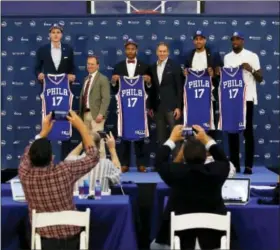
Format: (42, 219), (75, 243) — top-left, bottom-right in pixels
(155, 143), (230, 245)
(184, 47), (223, 101)
(150, 58), (184, 112)
(79, 72), (110, 120)
(34, 43), (75, 77)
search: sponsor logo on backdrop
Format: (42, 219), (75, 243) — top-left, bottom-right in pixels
(14, 21), (23, 26)
(128, 20), (139, 25)
(274, 51), (279, 56)
(78, 66), (86, 71)
(65, 36), (71, 41)
(259, 109), (265, 115)
(14, 112), (22, 116)
(202, 20), (209, 26)
(265, 94), (272, 100)
(94, 35), (100, 41)
(245, 21), (253, 25)
(164, 36), (173, 40)
(12, 81), (24, 86)
(214, 21), (227, 25)
(209, 35), (215, 41)
(36, 95), (41, 101)
(273, 80), (279, 85)
(174, 49), (180, 55)
(116, 49), (123, 56)
(253, 124), (257, 130)
(264, 153), (271, 159)
(173, 20), (180, 26)
(272, 21), (279, 25)
(88, 20), (94, 26)
(270, 140), (280, 143)
(7, 66), (13, 72)
(78, 36), (86, 40)
(187, 21), (195, 25)
(35, 125), (41, 131)
(88, 50), (94, 55)
(7, 36), (13, 42)
(43, 22), (52, 26)
(265, 124), (271, 130)
(105, 36), (117, 40)
(266, 65), (272, 71)
(145, 49), (152, 55)
(74, 51), (82, 56)
(272, 110), (280, 114)
(29, 20), (36, 27)
(116, 138), (121, 144)
(1, 51), (7, 57)
(150, 123), (156, 130)
(29, 110), (36, 116)
(146, 20), (151, 26)
(6, 125), (13, 131)
(36, 35), (42, 42)
(101, 50), (108, 55)
(6, 155), (12, 160)
(260, 20), (266, 26)
(136, 35), (144, 40)
(260, 80), (265, 85)
(21, 37), (29, 42)
(1, 140), (6, 146)
(57, 141), (62, 145)
(254, 155), (260, 158)
(278, 66), (280, 70)
(30, 51), (36, 56)
(101, 21), (107, 25)
(106, 66), (114, 71)
(59, 20), (65, 26)
(116, 20), (122, 26)
(258, 139), (264, 144)
(20, 67), (29, 71)
(13, 141), (20, 144)
(1, 81), (7, 86)
(222, 36), (229, 40)
(2, 21), (7, 27)
(29, 80), (36, 86)
(266, 35), (272, 41)
(151, 34), (157, 40)
(144, 138), (150, 144)
(158, 20), (166, 25)
(231, 20), (238, 26)
(260, 50), (266, 56)
(70, 21), (83, 25)
(150, 153), (156, 159)
(249, 36), (261, 40)
(12, 52), (25, 56)
(1, 110), (6, 116)
(17, 126), (31, 130)
(180, 35), (186, 41)
(123, 34), (129, 40)
(7, 96), (13, 101)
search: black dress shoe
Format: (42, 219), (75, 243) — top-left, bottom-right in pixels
(243, 167), (252, 175)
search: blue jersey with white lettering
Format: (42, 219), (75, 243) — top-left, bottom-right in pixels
(183, 69), (214, 130)
(116, 76), (149, 141)
(41, 74), (73, 141)
(218, 67), (246, 132)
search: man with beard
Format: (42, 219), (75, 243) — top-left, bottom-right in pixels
(223, 32), (263, 174)
(111, 39), (151, 173)
(184, 30), (222, 139)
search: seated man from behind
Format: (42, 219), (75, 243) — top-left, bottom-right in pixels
(66, 131), (121, 193)
(18, 111), (100, 250)
(154, 125), (230, 250)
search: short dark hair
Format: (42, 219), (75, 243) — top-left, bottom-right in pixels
(157, 42), (169, 50)
(87, 55), (99, 65)
(183, 137), (207, 164)
(29, 138), (52, 167)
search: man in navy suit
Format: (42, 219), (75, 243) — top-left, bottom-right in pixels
(35, 23), (76, 83)
(35, 24), (76, 160)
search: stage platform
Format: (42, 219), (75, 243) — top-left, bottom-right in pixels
(121, 166), (278, 185)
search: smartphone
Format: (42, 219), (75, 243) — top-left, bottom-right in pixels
(51, 110), (69, 120)
(182, 127), (193, 137)
(97, 131), (107, 139)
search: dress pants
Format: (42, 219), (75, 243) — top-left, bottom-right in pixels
(228, 101), (255, 170)
(83, 112), (106, 159)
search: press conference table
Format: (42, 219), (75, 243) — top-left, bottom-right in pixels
(1, 195), (137, 250)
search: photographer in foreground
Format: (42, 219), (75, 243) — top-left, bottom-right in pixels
(153, 125), (230, 250)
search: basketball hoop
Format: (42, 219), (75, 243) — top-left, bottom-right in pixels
(132, 10), (160, 14)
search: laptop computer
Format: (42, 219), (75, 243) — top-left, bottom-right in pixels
(11, 179), (26, 202)
(222, 178), (250, 205)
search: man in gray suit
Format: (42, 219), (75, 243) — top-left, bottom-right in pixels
(79, 55), (110, 158)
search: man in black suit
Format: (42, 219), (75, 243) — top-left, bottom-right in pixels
(150, 42), (183, 151)
(184, 30), (223, 140)
(111, 39), (151, 173)
(153, 124), (230, 250)
(34, 24), (76, 160)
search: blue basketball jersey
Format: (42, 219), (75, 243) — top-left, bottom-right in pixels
(183, 69), (214, 130)
(218, 67), (246, 132)
(116, 76), (149, 141)
(41, 74), (73, 141)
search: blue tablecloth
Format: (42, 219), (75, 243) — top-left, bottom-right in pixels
(162, 197), (280, 250)
(2, 195), (137, 250)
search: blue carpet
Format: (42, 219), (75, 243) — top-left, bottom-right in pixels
(121, 166), (278, 185)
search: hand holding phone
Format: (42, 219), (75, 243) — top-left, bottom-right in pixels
(97, 131), (107, 139)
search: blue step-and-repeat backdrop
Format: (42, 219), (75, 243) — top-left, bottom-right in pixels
(1, 15), (279, 169)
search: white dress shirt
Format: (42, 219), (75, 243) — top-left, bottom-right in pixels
(83, 71), (98, 109)
(223, 48), (261, 105)
(157, 57), (168, 85)
(51, 43), (62, 70)
(126, 58), (137, 78)
(192, 50), (207, 70)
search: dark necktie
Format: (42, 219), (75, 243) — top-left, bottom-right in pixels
(128, 59), (135, 64)
(83, 75), (92, 110)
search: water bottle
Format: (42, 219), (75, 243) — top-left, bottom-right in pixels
(95, 180), (101, 200)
